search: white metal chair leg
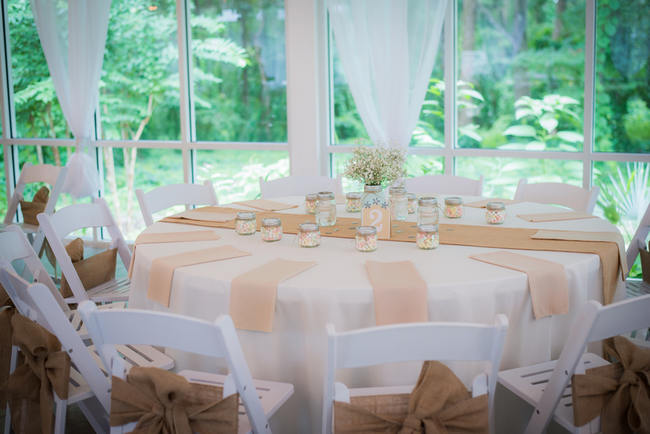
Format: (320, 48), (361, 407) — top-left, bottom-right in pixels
(53, 395), (67, 434)
(77, 397), (110, 434)
(3, 403), (10, 434)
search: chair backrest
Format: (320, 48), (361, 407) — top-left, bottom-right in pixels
(0, 225), (68, 313)
(77, 301), (271, 433)
(322, 315), (508, 434)
(526, 294), (650, 433)
(0, 267), (111, 413)
(37, 198), (131, 302)
(259, 175), (343, 198)
(514, 179), (599, 213)
(404, 174), (484, 195)
(625, 202), (650, 274)
(3, 162), (68, 226)
(136, 181), (218, 227)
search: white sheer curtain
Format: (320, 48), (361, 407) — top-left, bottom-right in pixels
(328, 0), (447, 148)
(31, 0), (111, 198)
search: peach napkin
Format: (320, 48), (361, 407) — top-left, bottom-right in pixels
(470, 250), (568, 319)
(173, 210), (236, 222)
(234, 199), (298, 211)
(365, 261), (429, 326)
(148, 245), (250, 307)
(517, 212), (597, 222)
(128, 230), (220, 278)
(531, 230), (628, 278)
(229, 258), (316, 332)
(465, 198), (520, 208)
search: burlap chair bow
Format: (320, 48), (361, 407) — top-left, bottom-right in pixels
(4, 313), (70, 434)
(571, 336), (650, 434)
(60, 237), (117, 298)
(0, 306), (15, 410)
(19, 186), (49, 226)
(334, 361), (488, 433)
(111, 366), (239, 434)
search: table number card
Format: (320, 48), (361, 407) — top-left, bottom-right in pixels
(362, 204), (391, 239)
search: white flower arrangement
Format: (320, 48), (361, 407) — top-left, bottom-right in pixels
(343, 146), (406, 186)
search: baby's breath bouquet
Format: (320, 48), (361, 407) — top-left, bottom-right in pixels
(343, 146), (406, 186)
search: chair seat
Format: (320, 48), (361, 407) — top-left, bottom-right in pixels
(498, 353), (609, 432)
(178, 370), (294, 434)
(64, 279), (130, 304)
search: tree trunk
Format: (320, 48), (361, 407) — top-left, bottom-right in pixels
(552, 0), (566, 41)
(512, 0), (529, 100)
(103, 146), (122, 226)
(46, 103), (61, 166)
(459, 0), (477, 128)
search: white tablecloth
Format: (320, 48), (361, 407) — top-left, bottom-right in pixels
(128, 196), (625, 433)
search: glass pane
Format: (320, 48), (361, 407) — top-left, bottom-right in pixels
(8, 0), (69, 138)
(100, 0), (180, 141)
(102, 147), (184, 239)
(331, 23), (445, 147)
(594, 161), (650, 278)
(331, 153), (444, 192)
(455, 157), (582, 198)
(594, 1), (650, 153)
(457, 0), (585, 151)
(191, 0), (287, 142)
(196, 150), (289, 203)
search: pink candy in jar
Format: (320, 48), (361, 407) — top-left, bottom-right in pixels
(355, 226), (377, 252)
(298, 222), (320, 247)
(261, 218), (282, 242)
(444, 196), (463, 218)
(235, 212), (256, 235)
(486, 201), (506, 224)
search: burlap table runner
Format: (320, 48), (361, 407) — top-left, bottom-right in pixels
(128, 230), (221, 278)
(19, 186), (49, 225)
(5, 313), (70, 434)
(470, 251), (569, 319)
(571, 336), (650, 433)
(334, 360), (488, 433)
(111, 366), (238, 433)
(229, 258), (316, 332)
(161, 207), (623, 305)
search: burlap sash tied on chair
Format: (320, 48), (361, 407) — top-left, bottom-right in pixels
(111, 366), (239, 434)
(60, 238), (117, 298)
(19, 186), (49, 226)
(0, 306), (15, 410)
(4, 313), (70, 434)
(334, 361), (488, 433)
(571, 336), (650, 433)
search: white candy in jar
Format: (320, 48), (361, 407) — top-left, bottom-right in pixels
(416, 224), (439, 250)
(355, 226), (377, 252)
(235, 212), (256, 235)
(485, 201), (506, 224)
(305, 193), (318, 214)
(261, 217), (282, 242)
(298, 222), (320, 247)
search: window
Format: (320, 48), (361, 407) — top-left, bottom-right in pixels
(457, 0), (586, 151)
(8, 0), (68, 139)
(195, 150), (288, 203)
(0, 148), (6, 219)
(190, 0), (287, 142)
(594, 0), (650, 153)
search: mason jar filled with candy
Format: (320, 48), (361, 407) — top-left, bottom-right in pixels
(298, 222), (320, 247)
(486, 201), (506, 224)
(355, 226), (378, 252)
(444, 196), (463, 219)
(416, 224), (439, 250)
(345, 192), (362, 213)
(305, 193), (318, 214)
(317, 191), (336, 226)
(235, 212), (256, 235)
(261, 217), (282, 242)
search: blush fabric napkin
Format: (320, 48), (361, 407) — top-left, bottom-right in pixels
(147, 245), (250, 307)
(173, 210), (236, 223)
(365, 261), (429, 326)
(234, 199), (298, 212)
(517, 211), (597, 222)
(470, 251), (569, 319)
(464, 198), (520, 208)
(229, 259), (316, 332)
(128, 230), (221, 278)
(531, 230), (628, 278)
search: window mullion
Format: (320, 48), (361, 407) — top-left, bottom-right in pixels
(443, 0), (457, 175)
(583, 0), (597, 189)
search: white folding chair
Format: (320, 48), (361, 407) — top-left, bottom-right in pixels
(2, 162), (68, 254)
(498, 294), (650, 434)
(78, 302), (294, 434)
(259, 175), (343, 198)
(404, 174), (484, 195)
(514, 179), (600, 213)
(322, 315), (509, 434)
(37, 198), (132, 303)
(625, 201), (650, 276)
(136, 180), (218, 227)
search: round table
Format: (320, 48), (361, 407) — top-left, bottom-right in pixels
(128, 196), (625, 433)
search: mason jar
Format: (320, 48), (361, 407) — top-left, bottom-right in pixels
(389, 186), (408, 221)
(305, 193), (318, 214)
(298, 222), (320, 247)
(416, 224), (439, 250)
(235, 212), (256, 235)
(407, 193), (417, 214)
(317, 191), (337, 226)
(355, 226), (378, 252)
(486, 201), (506, 224)
(261, 217), (282, 242)
(345, 192), (362, 213)
(444, 196), (463, 219)
(417, 197), (439, 226)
